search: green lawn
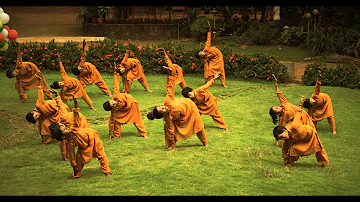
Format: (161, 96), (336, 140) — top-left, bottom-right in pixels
(0, 70), (360, 196)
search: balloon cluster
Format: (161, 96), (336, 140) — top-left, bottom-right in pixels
(0, 7), (18, 52)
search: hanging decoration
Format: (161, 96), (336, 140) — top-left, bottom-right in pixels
(0, 7), (19, 52)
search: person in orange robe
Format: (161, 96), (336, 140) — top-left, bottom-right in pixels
(269, 74), (315, 147)
(6, 42), (52, 103)
(50, 54), (96, 110)
(102, 70), (148, 139)
(159, 48), (187, 89)
(302, 76), (336, 134)
(181, 72), (229, 132)
(147, 74), (208, 150)
(58, 95), (91, 160)
(25, 83), (70, 160)
(273, 109), (330, 167)
(198, 23), (227, 88)
(49, 105), (112, 179)
(72, 40), (112, 97)
(118, 49), (152, 94)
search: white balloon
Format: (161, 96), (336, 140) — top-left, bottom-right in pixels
(1, 28), (8, 38)
(0, 7), (3, 13)
(0, 13), (10, 24)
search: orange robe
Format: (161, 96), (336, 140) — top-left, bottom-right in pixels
(163, 76), (208, 149)
(58, 107), (90, 160)
(201, 31), (226, 86)
(67, 108), (111, 178)
(58, 61), (93, 108)
(14, 48), (52, 102)
(163, 50), (187, 89)
(77, 51), (112, 96)
(282, 110), (330, 166)
(307, 80), (336, 132)
(108, 72), (148, 138)
(191, 77), (228, 129)
(33, 85), (70, 157)
(275, 84), (315, 128)
(120, 51), (150, 93)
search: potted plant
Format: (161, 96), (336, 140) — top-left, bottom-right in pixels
(75, 7), (88, 24)
(97, 6), (109, 24)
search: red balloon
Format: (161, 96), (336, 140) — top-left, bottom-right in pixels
(3, 25), (10, 31)
(7, 29), (18, 41)
(4, 25), (10, 31)
(0, 33), (4, 43)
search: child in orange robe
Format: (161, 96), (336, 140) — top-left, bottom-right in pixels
(102, 71), (148, 139)
(198, 24), (227, 88)
(181, 72), (229, 131)
(25, 84), (70, 160)
(118, 49), (152, 94)
(160, 48), (187, 89)
(147, 74), (208, 150)
(302, 77), (336, 134)
(269, 74), (315, 147)
(51, 54), (96, 110)
(49, 105), (112, 179)
(273, 109), (330, 167)
(72, 40), (112, 97)
(6, 42), (52, 103)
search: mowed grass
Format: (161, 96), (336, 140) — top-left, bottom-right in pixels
(0, 70), (360, 196)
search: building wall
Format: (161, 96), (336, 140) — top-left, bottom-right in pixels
(2, 6), (91, 37)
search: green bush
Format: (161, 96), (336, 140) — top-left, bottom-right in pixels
(241, 21), (272, 45)
(302, 60), (360, 89)
(280, 26), (307, 46)
(189, 16), (214, 40)
(1, 38), (296, 83)
(302, 27), (360, 56)
(224, 52), (289, 82)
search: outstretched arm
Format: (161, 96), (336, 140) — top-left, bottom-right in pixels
(35, 82), (45, 108)
(71, 94), (80, 128)
(272, 74), (288, 104)
(113, 71), (121, 96)
(79, 39), (86, 65)
(161, 48), (174, 67)
(204, 22), (212, 49)
(16, 42), (23, 66)
(58, 54), (69, 81)
(314, 79), (322, 96)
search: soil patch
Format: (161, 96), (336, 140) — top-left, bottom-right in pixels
(0, 110), (36, 150)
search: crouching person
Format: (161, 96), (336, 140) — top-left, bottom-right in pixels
(49, 101), (112, 179)
(273, 110), (330, 168)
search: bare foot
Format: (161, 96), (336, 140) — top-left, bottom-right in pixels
(223, 85), (228, 88)
(143, 135), (149, 139)
(90, 106), (97, 110)
(224, 127), (230, 132)
(333, 131), (337, 135)
(146, 89), (153, 92)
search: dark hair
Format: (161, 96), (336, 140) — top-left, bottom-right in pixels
(269, 107), (279, 125)
(49, 122), (65, 141)
(147, 106), (163, 120)
(181, 87), (193, 98)
(72, 67), (80, 75)
(6, 69), (14, 78)
(303, 98), (311, 108)
(114, 68), (123, 76)
(273, 125), (285, 141)
(103, 101), (112, 111)
(51, 81), (61, 89)
(25, 112), (37, 124)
